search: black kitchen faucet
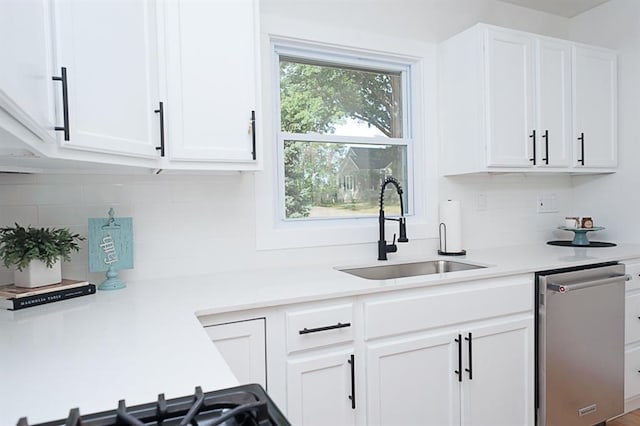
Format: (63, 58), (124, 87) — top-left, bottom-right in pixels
(378, 176), (408, 260)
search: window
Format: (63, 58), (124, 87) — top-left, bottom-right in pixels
(276, 45), (413, 221)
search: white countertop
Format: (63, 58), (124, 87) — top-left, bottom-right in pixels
(2, 242), (640, 424)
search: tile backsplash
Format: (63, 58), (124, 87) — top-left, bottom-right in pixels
(0, 171), (576, 285)
(0, 172), (259, 285)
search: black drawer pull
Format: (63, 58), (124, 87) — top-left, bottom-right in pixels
(154, 101), (165, 157)
(465, 332), (473, 380)
(529, 130), (536, 165)
(299, 322), (351, 335)
(348, 354), (356, 409)
(542, 130), (549, 165)
(454, 334), (462, 382)
(251, 110), (256, 160)
(52, 67), (70, 141)
(577, 132), (585, 165)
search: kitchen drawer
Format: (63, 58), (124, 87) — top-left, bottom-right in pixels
(286, 303), (354, 353)
(626, 346), (640, 399)
(363, 276), (532, 340)
(626, 263), (640, 292)
(626, 293), (640, 344)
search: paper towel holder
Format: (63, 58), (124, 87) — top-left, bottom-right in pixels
(438, 222), (466, 256)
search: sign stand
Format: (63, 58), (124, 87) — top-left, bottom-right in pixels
(88, 208), (134, 290)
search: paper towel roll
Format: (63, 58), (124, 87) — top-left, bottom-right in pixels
(439, 200), (463, 253)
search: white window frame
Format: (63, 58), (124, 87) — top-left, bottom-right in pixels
(275, 42), (415, 221)
(255, 32), (435, 251)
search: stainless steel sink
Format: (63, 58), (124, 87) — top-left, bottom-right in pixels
(339, 260), (486, 280)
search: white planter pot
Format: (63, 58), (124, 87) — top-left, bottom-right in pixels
(14, 259), (62, 288)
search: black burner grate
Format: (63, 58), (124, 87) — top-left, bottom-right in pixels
(18, 384), (290, 426)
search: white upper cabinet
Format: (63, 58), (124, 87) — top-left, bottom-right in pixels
(485, 29), (535, 168)
(163, 0), (259, 166)
(439, 24), (617, 175)
(51, 0), (161, 158)
(536, 39), (572, 168)
(0, 0), (261, 172)
(573, 46), (617, 168)
(0, 0), (57, 143)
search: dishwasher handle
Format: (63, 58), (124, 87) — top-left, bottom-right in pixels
(548, 274), (629, 293)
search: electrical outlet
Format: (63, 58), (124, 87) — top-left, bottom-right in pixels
(537, 193), (558, 213)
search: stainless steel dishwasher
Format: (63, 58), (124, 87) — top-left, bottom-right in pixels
(536, 262), (626, 426)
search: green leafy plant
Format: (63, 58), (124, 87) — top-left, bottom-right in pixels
(0, 224), (85, 271)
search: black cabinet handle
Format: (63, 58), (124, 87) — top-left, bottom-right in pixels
(578, 132), (585, 165)
(465, 332), (473, 380)
(154, 102), (165, 157)
(454, 334), (462, 382)
(251, 110), (256, 160)
(52, 67), (70, 141)
(348, 354), (356, 409)
(542, 130), (549, 165)
(529, 130), (536, 165)
(299, 322), (351, 335)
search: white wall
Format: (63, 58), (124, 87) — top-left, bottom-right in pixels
(261, 0), (571, 42)
(569, 0), (640, 244)
(0, 0), (582, 284)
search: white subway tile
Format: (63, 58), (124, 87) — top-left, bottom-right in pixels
(0, 185), (82, 205)
(38, 205), (87, 227)
(82, 183), (132, 204)
(0, 173), (37, 185)
(0, 205), (38, 227)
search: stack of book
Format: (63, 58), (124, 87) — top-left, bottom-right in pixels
(0, 279), (96, 310)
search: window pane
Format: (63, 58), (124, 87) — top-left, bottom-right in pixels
(280, 59), (403, 138)
(284, 141), (408, 219)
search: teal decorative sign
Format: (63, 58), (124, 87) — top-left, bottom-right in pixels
(88, 208), (133, 290)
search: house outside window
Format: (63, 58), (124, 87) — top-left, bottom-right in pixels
(276, 43), (413, 221)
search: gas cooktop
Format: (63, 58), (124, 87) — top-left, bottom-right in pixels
(17, 384), (290, 426)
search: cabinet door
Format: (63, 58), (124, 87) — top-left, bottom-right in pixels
(366, 332), (460, 426)
(485, 30), (535, 168)
(287, 350), (356, 426)
(52, 0), (161, 157)
(573, 46), (617, 168)
(0, 0), (56, 140)
(536, 39), (571, 168)
(204, 318), (266, 388)
(164, 0), (258, 163)
(626, 293), (640, 345)
(625, 346), (640, 400)
(461, 318), (534, 426)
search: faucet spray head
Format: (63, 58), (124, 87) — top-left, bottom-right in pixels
(398, 217), (408, 243)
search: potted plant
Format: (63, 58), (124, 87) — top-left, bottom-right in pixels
(0, 223), (84, 288)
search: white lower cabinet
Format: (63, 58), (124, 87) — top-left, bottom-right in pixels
(363, 275), (534, 426)
(199, 276), (534, 426)
(283, 300), (358, 425)
(624, 262), (640, 412)
(460, 319), (533, 426)
(366, 331), (459, 425)
(203, 318), (266, 388)
(287, 350), (356, 426)
(366, 317), (533, 426)
(625, 346), (640, 403)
